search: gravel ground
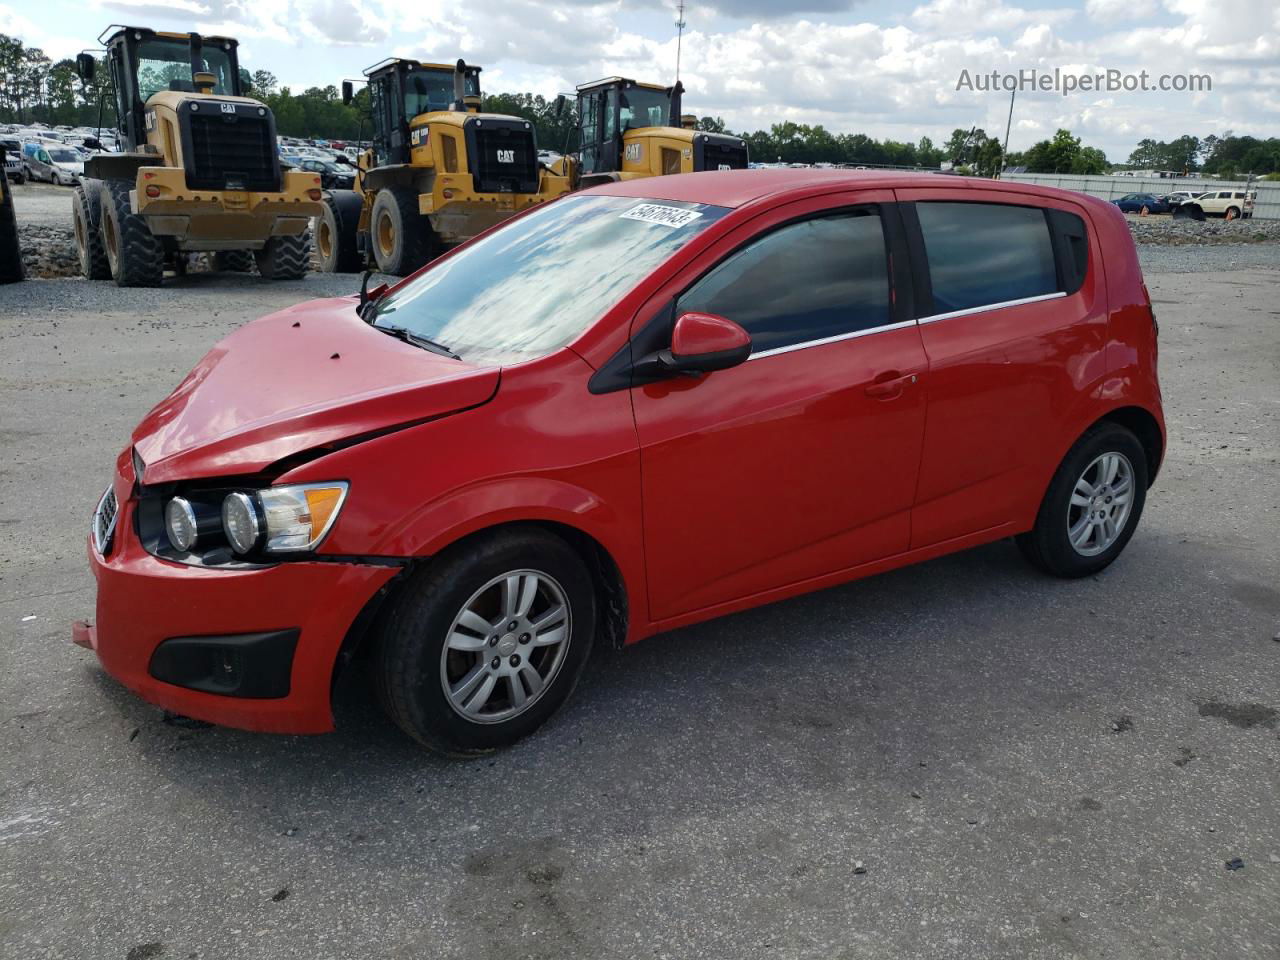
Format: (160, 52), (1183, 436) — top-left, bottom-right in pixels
(0, 245), (1278, 959)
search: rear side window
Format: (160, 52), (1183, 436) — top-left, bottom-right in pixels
(916, 202), (1058, 314)
(677, 210), (891, 355)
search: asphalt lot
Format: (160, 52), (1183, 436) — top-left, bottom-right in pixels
(1, 262), (1278, 960)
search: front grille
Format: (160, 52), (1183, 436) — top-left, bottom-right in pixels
(93, 486), (118, 555)
(695, 137), (750, 172)
(183, 105), (280, 192)
(468, 121), (539, 194)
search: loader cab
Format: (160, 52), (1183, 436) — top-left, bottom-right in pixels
(575, 77), (680, 176)
(364, 59), (482, 167)
(88, 27), (243, 153)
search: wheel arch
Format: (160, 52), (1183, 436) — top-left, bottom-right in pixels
(330, 517), (633, 690)
(1097, 405), (1164, 485)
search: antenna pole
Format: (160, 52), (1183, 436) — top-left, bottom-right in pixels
(675, 0), (687, 82)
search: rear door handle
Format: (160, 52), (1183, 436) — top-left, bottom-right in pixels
(864, 371), (918, 399)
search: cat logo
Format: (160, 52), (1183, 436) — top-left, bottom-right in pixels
(410, 127), (427, 146)
(496, 149), (515, 164)
(220, 102), (236, 115)
(625, 143), (643, 163)
(144, 110), (156, 132)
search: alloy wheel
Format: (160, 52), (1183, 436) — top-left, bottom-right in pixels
(439, 569), (572, 724)
(1066, 451), (1134, 557)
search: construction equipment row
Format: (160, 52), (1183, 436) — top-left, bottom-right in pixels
(67, 25), (750, 286)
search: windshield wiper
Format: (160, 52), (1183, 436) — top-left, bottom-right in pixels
(377, 324), (461, 360)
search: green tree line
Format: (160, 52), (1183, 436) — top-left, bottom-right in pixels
(1123, 133), (1280, 178)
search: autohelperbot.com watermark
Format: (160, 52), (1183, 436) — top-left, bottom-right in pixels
(956, 68), (1212, 97)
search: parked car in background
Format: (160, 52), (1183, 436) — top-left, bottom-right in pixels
(1158, 191), (1198, 207)
(78, 170), (1164, 754)
(1189, 190), (1254, 219)
(1111, 193), (1170, 214)
(2, 139), (24, 183)
(296, 158), (356, 189)
(21, 141), (83, 185)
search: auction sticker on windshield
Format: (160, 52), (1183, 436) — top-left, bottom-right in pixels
(620, 203), (704, 228)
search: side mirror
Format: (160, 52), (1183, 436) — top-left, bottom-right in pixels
(658, 312), (751, 375)
(341, 80), (353, 106)
(552, 94), (566, 118)
(75, 53), (95, 82)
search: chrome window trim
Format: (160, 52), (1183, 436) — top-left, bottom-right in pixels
(748, 318), (919, 362)
(918, 290), (1066, 325)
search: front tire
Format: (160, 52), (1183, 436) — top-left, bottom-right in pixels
(210, 249), (255, 273)
(1017, 422), (1148, 578)
(99, 178), (163, 287)
(369, 185), (432, 275)
(253, 234), (310, 280)
(374, 528), (596, 754)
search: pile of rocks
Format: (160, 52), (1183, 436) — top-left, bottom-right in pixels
(19, 224), (79, 278)
(1127, 216), (1280, 246)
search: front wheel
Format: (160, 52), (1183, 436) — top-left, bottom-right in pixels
(1016, 422), (1148, 578)
(369, 185), (433, 275)
(253, 234), (310, 280)
(374, 528), (596, 754)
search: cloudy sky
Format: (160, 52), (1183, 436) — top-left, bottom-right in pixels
(3, 0), (1277, 160)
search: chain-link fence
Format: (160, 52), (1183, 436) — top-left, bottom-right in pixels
(1001, 173), (1280, 221)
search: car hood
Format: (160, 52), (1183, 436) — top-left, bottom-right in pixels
(133, 297), (500, 484)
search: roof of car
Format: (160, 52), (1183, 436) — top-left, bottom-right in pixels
(587, 168), (1097, 210)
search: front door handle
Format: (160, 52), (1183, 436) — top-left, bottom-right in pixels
(864, 371), (918, 399)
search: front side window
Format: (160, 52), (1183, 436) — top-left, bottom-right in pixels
(370, 195), (729, 365)
(402, 69), (477, 118)
(677, 210), (892, 355)
(916, 202), (1057, 314)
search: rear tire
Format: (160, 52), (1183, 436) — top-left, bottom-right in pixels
(0, 179), (22, 284)
(1225, 206), (1240, 221)
(374, 528), (596, 755)
(72, 182), (110, 280)
(210, 249), (255, 273)
(253, 234), (310, 280)
(99, 178), (163, 287)
(370, 185), (432, 276)
(1016, 422), (1148, 578)
(316, 190), (363, 273)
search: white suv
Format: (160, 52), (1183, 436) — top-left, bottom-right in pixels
(1193, 190), (1255, 219)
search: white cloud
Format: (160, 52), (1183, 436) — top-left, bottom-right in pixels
(1083, 0), (1158, 23)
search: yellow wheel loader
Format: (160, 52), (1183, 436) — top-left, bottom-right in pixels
(316, 58), (571, 276)
(73, 26), (325, 287)
(555, 77), (749, 188)
(0, 146), (23, 284)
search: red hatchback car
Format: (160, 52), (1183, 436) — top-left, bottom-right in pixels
(78, 170), (1164, 753)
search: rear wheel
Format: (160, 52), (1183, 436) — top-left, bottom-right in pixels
(210, 249), (255, 273)
(1225, 206), (1240, 221)
(1016, 422), (1148, 578)
(253, 234), (310, 280)
(375, 528), (596, 754)
(316, 190), (363, 273)
(99, 178), (163, 287)
(0, 179), (22, 284)
(72, 182), (110, 280)
(370, 185), (432, 275)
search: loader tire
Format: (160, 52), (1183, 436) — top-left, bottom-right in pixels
(72, 182), (110, 280)
(0, 179), (22, 284)
(316, 190), (363, 273)
(370, 185), (432, 276)
(99, 178), (163, 287)
(210, 249), (255, 273)
(254, 233), (311, 280)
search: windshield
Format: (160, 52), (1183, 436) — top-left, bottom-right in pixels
(403, 69), (479, 117)
(370, 195), (729, 364)
(136, 38), (237, 101)
(47, 148), (80, 162)
(620, 87), (672, 131)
